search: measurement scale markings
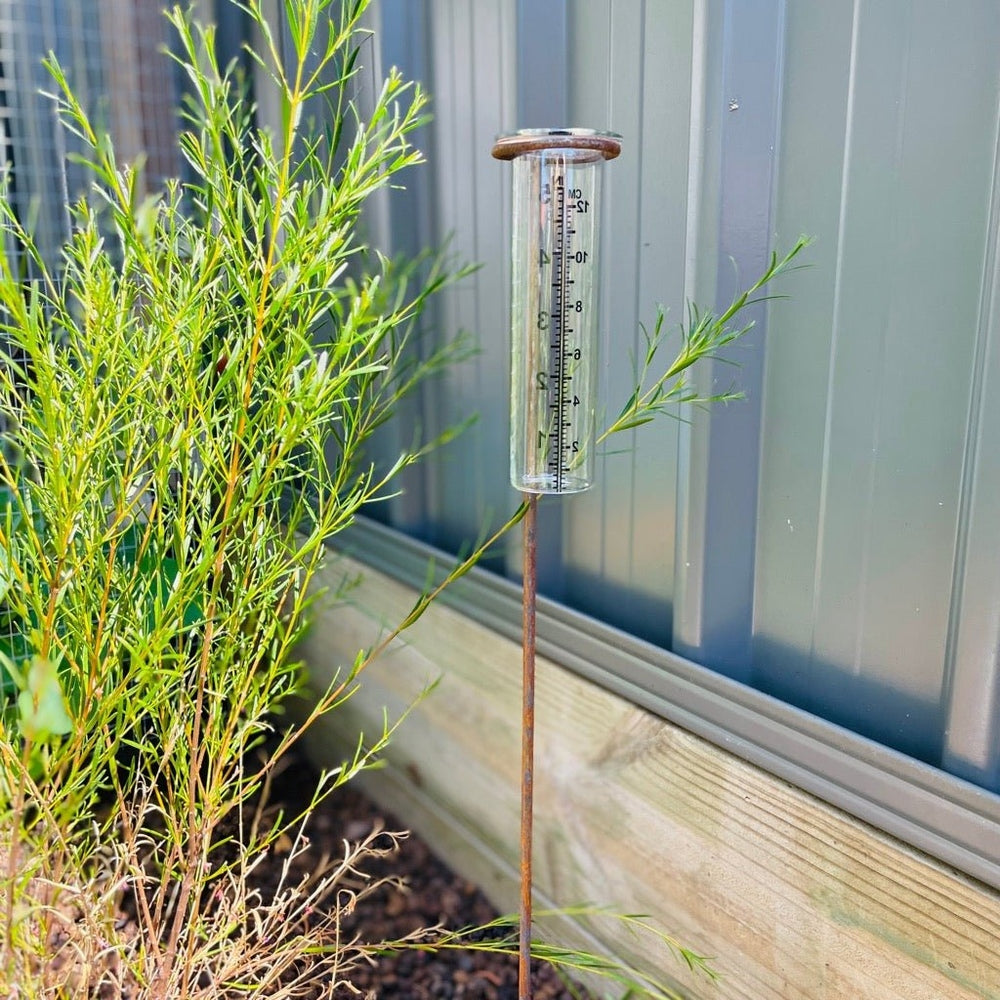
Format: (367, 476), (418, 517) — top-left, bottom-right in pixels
(548, 175), (564, 487)
(557, 173), (573, 486)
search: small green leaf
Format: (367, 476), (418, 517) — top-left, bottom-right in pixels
(17, 654), (72, 742)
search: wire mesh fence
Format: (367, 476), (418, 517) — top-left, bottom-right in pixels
(0, 0), (186, 690)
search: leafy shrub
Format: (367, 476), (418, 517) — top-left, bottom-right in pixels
(0, 1), (464, 993)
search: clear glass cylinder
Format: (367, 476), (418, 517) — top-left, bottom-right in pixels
(495, 129), (620, 494)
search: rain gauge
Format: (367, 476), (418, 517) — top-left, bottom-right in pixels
(491, 127), (621, 1000)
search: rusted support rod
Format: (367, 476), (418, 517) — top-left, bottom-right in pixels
(518, 492), (539, 1000)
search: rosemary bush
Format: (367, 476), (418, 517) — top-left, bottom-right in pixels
(0, 0), (806, 996)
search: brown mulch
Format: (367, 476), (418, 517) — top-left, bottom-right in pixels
(262, 748), (594, 1000)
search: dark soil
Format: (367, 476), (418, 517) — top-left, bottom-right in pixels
(265, 749), (594, 1000)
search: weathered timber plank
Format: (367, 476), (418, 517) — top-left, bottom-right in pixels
(297, 556), (1000, 1000)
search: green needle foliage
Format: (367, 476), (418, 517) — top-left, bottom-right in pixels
(600, 240), (810, 441)
(381, 241), (809, 649)
(376, 906), (719, 1000)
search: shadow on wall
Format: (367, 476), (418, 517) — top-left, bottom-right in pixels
(356, 512), (951, 780)
(539, 564), (947, 776)
(751, 634), (944, 772)
(562, 566), (673, 653)
(554, 563), (943, 773)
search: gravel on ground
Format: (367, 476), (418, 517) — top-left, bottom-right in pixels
(265, 748), (596, 1000)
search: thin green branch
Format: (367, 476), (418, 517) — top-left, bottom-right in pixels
(599, 237), (811, 443)
(366, 905), (718, 1000)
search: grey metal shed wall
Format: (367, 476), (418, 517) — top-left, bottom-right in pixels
(755, 2), (1000, 788)
(363, 0), (1000, 801)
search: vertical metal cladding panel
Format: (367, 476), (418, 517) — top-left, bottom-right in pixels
(502, 0), (571, 597)
(754, 1), (1000, 780)
(671, 0), (785, 682)
(356, 0), (517, 555)
(943, 184), (1000, 789)
(747, 2), (856, 736)
(562, 0), (695, 647)
(353, 0), (439, 536)
(626, 1), (698, 647)
(418, 0), (517, 564)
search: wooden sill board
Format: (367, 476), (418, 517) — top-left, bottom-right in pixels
(297, 555), (1000, 1000)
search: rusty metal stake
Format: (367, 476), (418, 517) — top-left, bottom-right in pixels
(519, 493), (539, 1000)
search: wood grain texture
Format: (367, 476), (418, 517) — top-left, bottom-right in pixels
(298, 555), (1000, 1000)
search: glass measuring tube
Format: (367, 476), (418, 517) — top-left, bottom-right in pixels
(493, 129), (621, 494)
